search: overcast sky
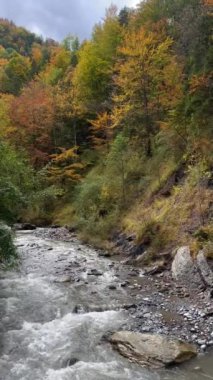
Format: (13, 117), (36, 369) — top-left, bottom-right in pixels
(0, 0), (139, 41)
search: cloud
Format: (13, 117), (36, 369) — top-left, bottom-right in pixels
(0, 0), (139, 41)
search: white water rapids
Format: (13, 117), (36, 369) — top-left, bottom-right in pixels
(0, 230), (212, 380)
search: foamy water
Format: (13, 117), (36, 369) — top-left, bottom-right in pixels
(0, 230), (212, 380)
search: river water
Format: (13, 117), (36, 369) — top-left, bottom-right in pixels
(0, 230), (212, 380)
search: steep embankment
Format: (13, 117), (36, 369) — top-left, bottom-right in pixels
(115, 164), (213, 263)
(54, 160), (213, 270)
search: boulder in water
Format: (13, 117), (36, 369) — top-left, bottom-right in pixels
(110, 331), (197, 368)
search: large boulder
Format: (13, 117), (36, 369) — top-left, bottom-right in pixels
(197, 250), (213, 288)
(171, 246), (203, 288)
(110, 331), (197, 369)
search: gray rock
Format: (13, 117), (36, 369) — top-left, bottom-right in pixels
(197, 250), (213, 288)
(141, 327), (152, 332)
(120, 281), (129, 287)
(123, 253), (147, 266)
(98, 251), (111, 258)
(72, 304), (87, 313)
(87, 269), (103, 276)
(54, 276), (72, 283)
(109, 284), (117, 290)
(171, 247), (203, 288)
(110, 331), (197, 369)
(67, 358), (79, 366)
(197, 339), (206, 346)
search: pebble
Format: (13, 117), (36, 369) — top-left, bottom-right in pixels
(207, 340), (213, 345)
(194, 367), (201, 371)
(143, 313), (151, 318)
(141, 327), (151, 332)
(120, 282), (128, 287)
(197, 339), (206, 346)
(192, 334), (198, 340)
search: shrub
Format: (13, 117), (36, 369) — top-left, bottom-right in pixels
(0, 223), (17, 266)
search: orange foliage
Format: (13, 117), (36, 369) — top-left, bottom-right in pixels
(31, 45), (43, 66)
(203, 0), (213, 5)
(0, 58), (8, 67)
(189, 73), (211, 94)
(9, 81), (55, 167)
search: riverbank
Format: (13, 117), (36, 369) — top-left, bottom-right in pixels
(32, 227), (213, 353)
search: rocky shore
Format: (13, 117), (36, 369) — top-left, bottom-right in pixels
(15, 225), (213, 368)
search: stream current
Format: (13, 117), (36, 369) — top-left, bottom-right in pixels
(0, 230), (212, 380)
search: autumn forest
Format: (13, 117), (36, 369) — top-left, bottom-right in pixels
(0, 0), (212, 262)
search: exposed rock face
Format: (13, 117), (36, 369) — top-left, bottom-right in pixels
(123, 252), (147, 265)
(113, 232), (147, 258)
(110, 331), (197, 368)
(171, 247), (203, 288)
(197, 250), (213, 288)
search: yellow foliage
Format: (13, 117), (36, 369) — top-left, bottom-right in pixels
(48, 146), (84, 185)
(89, 112), (113, 151)
(50, 147), (78, 163)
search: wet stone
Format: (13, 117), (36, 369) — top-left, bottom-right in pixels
(87, 269), (103, 276)
(109, 284), (117, 290)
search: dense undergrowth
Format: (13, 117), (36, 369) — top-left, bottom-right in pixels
(53, 151), (213, 255)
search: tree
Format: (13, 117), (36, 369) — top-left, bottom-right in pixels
(53, 68), (89, 149)
(73, 6), (122, 112)
(0, 140), (35, 221)
(89, 112), (113, 152)
(39, 46), (71, 85)
(0, 93), (14, 138)
(113, 26), (182, 156)
(47, 146), (84, 186)
(118, 7), (132, 26)
(105, 133), (128, 205)
(63, 34), (80, 66)
(9, 81), (55, 167)
(3, 54), (31, 94)
(0, 223), (17, 265)
(0, 18), (43, 55)
(31, 43), (43, 74)
(135, 0), (212, 72)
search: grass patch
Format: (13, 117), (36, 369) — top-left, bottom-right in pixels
(122, 162), (212, 256)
